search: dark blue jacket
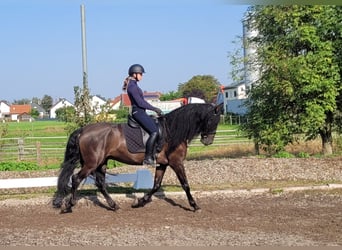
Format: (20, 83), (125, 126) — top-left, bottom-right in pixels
(127, 79), (157, 112)
(127, 78), (158, 134)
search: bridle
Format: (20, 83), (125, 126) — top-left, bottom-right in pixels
(200, 107), (220, 139)
(201, 131), (216, 139)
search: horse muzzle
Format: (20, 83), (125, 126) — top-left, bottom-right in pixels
(200, 133), (215, 146)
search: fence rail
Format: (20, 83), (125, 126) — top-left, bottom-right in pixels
(0, 130), (250, 163)
(0, 136), (67, 163)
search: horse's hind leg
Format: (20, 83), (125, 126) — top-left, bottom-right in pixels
(61, 172), (83, 213)
(95, 165), (119, 211)
(61, 167), (89, 213)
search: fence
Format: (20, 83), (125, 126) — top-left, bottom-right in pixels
(189, 129), (250, 146)
(0, 130), (250, 164)
(0, 136), (66, 163)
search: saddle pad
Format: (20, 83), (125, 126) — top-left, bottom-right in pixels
(122, 124), (146, 153)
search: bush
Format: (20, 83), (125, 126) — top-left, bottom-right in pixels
(0, 162), (59, 171)
(297, 152), (310, 158)
(272, 151), (295, 158)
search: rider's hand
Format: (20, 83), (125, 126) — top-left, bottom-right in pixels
(155, 108), (163, 116)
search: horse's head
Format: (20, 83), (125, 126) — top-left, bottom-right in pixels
(200, 103), (223, 146)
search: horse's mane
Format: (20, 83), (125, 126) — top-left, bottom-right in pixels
(163, 103), (213, 153)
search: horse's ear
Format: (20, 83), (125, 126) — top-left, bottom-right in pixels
(214, 103), (224, 114)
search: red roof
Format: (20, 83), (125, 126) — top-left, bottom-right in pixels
(121, 93), (131, 106)
(111, 94), (131, 107)
(111, 91), (161, 107)
(10, 104), (31, 114)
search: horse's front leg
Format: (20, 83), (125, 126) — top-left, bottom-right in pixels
(170, 162), (200, 211)
(132, 164), (167, 208)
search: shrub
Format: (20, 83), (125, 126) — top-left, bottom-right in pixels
(272, 151), (295, 158)
(0, 162), (59, 171)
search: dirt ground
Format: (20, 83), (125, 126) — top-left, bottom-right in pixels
(0, 189), (342, 246)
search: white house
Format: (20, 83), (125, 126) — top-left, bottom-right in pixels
(221, 10), (260, 116)
(223, 82), (248, 115)
(50, 99), (74, 119)
(90, 95), (107, 114)
(0, 101), (10, 120)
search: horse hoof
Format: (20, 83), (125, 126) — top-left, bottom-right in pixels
(60, 200), (73, 213)
(60, 206), (72, 214)
(193, 206), (201, 212)
(109, 205), (120, 211)
(52, 200), (62, 209)
(131, 197), (148, 208)
(131, 198), (142, 208)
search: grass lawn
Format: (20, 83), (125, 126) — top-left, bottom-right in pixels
(3, 120), (68, 138)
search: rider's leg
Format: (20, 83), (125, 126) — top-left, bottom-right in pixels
(143, 132), (158, 165)
(132, 109), (159, 166)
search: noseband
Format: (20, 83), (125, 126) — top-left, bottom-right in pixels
(201, 131), (216, 138)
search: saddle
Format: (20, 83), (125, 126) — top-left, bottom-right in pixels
(122, 115), (165, 154)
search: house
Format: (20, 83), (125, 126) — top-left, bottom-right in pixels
(0, 101), (11, 121)
(220, 11), (260, 116)
(17, 112), (32, 122)
(222, 82), (248, 115)
(31, 103), (46, 119)
(90, 95), (107, 114)
(143, 91), (162, 103)
(111, 91), (162, 111)
(50, 99), (74, 119)
(10, 104), (32, 121)
(110, 93), (131, 110)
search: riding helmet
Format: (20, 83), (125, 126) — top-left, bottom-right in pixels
(128, 64), (145, 76)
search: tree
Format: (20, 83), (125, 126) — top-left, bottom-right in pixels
(29, 109), (40, 119)
(73, 85), (93, 128)
(178, 75), (221, 103)
(242, 5), (341, 155)
(55, 106), (76, 122)
(13, 98), (31, 104)
(41, 95), (53, 112)
(160, 91), (182, 101)
(31, 97), (40, 105)
(228, 36), (245, 83)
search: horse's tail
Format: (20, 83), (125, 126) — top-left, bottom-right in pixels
(57, 127), (83, 195)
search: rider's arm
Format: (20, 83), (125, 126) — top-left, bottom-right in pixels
(128, 82), (159, 112)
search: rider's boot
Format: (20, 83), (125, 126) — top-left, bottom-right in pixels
(143, 132), (158, 166)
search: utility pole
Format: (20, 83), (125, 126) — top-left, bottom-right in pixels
(80, 4), (91, 124)
(80, 4), (88, 90)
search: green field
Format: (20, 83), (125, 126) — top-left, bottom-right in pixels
(2, 120), (240, 138)
(3, 120), (68, 138)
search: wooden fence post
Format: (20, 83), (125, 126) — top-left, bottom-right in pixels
(18, 138), (24, 161)
(36, 141), (41, 165)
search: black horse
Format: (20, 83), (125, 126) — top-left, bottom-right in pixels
(54, 103), (223, 213)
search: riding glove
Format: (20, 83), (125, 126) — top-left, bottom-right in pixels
(154, 108), (163, 116)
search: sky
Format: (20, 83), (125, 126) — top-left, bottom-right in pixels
(0, 0), (249, 103)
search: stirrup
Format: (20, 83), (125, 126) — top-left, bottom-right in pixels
(143, 158), (155, 166)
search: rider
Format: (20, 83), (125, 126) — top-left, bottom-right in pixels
(122, 64), (162, 166)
